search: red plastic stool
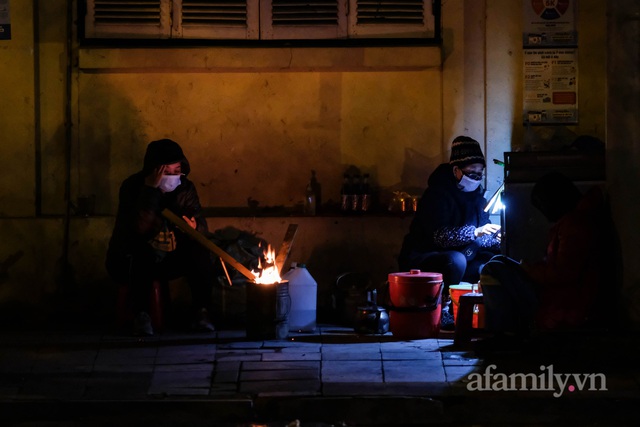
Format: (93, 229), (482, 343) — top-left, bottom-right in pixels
(454, 292), (484, 346)
(116, 279), (165, 331)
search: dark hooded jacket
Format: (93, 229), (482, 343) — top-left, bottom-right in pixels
(106, 139), (208, 267)
(399, 163), (499, 265)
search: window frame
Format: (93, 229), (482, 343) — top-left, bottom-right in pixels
(82, 0), (441, 44)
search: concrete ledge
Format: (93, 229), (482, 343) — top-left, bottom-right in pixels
(79, 46), (442, 73)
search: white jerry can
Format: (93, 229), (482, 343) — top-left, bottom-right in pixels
(282, 263), (317, 332)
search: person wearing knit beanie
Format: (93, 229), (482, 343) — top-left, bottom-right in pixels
(449, 136), (488, 194)
(398, 135), (501, 331)
(449, 136), (486, 168)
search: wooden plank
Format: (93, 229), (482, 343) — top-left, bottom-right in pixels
(161, 209), (255, 281)
(275, 223), (298, 274)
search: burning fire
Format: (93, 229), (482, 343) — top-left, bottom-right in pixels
(251, 244), (282, 284)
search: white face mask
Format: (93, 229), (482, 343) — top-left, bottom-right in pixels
(158, 174), (182, 193)
(457, 174), (481, 192)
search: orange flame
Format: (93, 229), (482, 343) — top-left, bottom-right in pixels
(251, 244), (281, 284)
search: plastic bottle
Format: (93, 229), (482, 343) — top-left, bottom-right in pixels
(282, 263), (317, 332)
(310, 170), (321, 213)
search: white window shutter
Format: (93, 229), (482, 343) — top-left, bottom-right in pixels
(172, 1), (259, 39)
(85, 0), (172, 39)
(348, 0), (435, 38)
(260, 0), (348, 40)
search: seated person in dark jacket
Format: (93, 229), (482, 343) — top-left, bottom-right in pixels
(480, 172), (613, 339)
(398, 136), (501, 327)
(106, 139), (217, 336)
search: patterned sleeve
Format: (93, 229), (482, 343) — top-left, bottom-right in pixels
(477, 232), (501, 249)
(433, 225), (476, 248)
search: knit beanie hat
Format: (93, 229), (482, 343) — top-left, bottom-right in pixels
(449, 136), (486, 168)
(142, 138), (189, 174)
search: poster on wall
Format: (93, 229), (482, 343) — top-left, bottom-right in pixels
(523, 0), (576, 47)
(0, 0), (10, 40)
(523, 48), (578, 125)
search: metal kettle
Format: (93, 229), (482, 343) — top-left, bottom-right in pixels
(354, 289), (389, 335)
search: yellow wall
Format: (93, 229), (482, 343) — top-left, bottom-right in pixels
(0, 0), (35, 216)
(1, 1), (623, 324)
(76, 47), (443, 214)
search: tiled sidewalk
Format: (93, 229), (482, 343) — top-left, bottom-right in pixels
(2, 325), (640, 426)
(0, 326), (476, 401)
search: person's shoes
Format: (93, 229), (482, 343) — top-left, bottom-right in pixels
(133, 311), (154, 336)
(440, 309), (455, 331)
(192, 308), (215, 332)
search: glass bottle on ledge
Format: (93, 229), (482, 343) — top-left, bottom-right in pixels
(340, 174), (352, 212)
(351, 174), (362, 211)
(361, 173), (371, 212)
(304, 181), (317, 216)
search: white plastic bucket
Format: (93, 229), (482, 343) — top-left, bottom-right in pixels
(282, 263), (317, 332)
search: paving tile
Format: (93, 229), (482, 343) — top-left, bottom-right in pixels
(217, 341), (264, 349)
(215, 360), (241, 371)
(214, 353), (262, 362)
(384, 360), (446, 382)
(243, 360), (319, 371)
(240, 368), (318, 381)
(4, 322), (636, 416)
(382, 349), (442, 360)
(148, 386), (211, 396)
(149, 373), (212, 395)
(154, 363), (213, 372)
(256, 389), (322, 397)
(321, 343), (382, 353)
(262, 351), (321, 361)
(322, 360), (383, 383)
(213, 369), (239, 383)
(411, 339), (446, 350)
(268, 340), (321, 351)
(156, 343), (217, 355)
(321, 381), (392, 396)
(155, 354), (215, 364)
(209, 382), (239, 395)
(155, 346), (216, 364)
(322, 351), (381, 361)
(101, 334), (161, 345)
(239, 379), (321, 394)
